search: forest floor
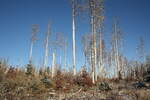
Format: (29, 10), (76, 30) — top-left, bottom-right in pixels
(0, 80), (150, 100)
(0, 62), (150, 100)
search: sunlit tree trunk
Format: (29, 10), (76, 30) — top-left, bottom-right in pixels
(72, 0), (76, 75)
(111, 19), (123, 79)
(64, 38), (68, 72)
(29, 42), (33, 63)
(44, 22), (50, 71)
(89, 0), (96, 83)
(29, 24), (39, 64)
(52, 52), (56, 78)
(98, 20), (105, 77)
(89, 0), (104, 82)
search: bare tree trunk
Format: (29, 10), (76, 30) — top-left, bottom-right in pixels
(29, 42), (33, 64)
(29, 24), (38, 64)
(64, 38), (68, 72)
(44, 23), (50, 71)
(94, 28), (97, 81)
(112, 19), (123, 79)
(99, 24), (105, 77)
(89, 0), (96, 83)
(72, 0), (76, 75)
(90, 42), (95, 83)
(93, 15), (97, 81)
(89, 0), (104, 81)
(60, 55), (62, 67)
(52, 52), (56, 78)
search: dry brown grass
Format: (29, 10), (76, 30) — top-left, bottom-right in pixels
(0, 60), (150, 100)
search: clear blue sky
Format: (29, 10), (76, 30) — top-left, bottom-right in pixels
(0, 0), (150, 70)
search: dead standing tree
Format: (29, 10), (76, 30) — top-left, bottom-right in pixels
(64, 36), (68, 72)
(51, 32), (65, 74)
(94, 0), (105, 78)
(43, 22), (51, 72)
(29, 24), (39, 64)
(81, 34), (93, 73)
(88, 0), (104, 83)
(111, 19), (123, 79)
(27, 24), (38, 76)
(81, 34), (89, 70)
(71, 0), (87, 75)
(52, 52), (56, 78)
(97, 39), (106, 77)
(89, 0), (97, 84)
(78, 0), (104, 83)
(136, 37), (145, 78)
(56, 32), (65, 67)
(137, 37), (145, 63)
(72, 0), (77, 75)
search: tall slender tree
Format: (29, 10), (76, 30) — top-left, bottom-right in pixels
(136, 37), (145, 78)
(111, 19), (123, 79)
(89, 0), (104, 83)
(43, 22), (51, 71)
(29, 24), (39, 64)
(64, 36), (68, 72)
(52, 52), (56, 78)
(72, 0), (77, 75)
(137, 37), (145, 62)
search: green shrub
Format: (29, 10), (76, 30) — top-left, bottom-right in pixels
(26, 64), (35, 76)
(97, 82), (111, 91)
(41, 76), (54, 88)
